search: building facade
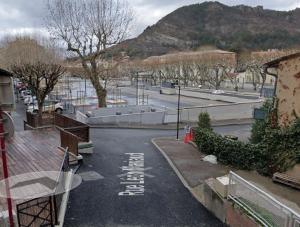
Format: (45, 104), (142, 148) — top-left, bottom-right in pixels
(264, 53), (300, 127)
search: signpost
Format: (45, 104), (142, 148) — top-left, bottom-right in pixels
(0, 70), (15, 227)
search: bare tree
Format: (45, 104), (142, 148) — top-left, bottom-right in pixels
(46, 0), (133, 107)
(240, 50), (298, 93)
(226, 72), (239, 91)
(3, 36), (65, 116)
(194, 61), (209, 86)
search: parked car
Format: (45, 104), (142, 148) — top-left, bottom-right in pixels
(212, 90), (225, 95)
(15, 81), (24, 90)
(24, 96), (37, 105)
(20, 90), (32, 100)
(27, 100), (64, 114)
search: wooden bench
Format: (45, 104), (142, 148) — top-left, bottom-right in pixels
(273, 172), (300, 190)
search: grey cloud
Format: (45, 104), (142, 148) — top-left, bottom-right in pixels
(0, 0), (47, 29)
(0, 0), (299, 36)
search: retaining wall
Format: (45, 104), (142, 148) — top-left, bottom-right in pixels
(165, 101), (263, 123)
(76, 105), (166, 125)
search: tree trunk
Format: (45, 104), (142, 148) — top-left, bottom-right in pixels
(37, 102), (43, 126)
(38, 102), (43, 116)
(96, 88), (107, 108)
(93, 80), (107, 108)
(88, 69), (107, 108)
(260, 73), (266, 97)
(215, 80), (221, 90)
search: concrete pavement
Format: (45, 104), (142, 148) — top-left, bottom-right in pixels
(152, 138), (230, 188)
(152, 137), (300, 219)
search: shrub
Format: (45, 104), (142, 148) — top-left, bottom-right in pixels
(198, 112), (212, 131)
(195, 114), (300, 176)
(250, 99), (273, 144)
(256, 119), (300, 175)
(194, 128), (261, 170)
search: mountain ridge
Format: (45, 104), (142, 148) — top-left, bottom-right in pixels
(110, 1), (300, 59)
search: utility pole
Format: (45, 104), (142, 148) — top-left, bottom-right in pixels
(176, 85), (181, 140)
(136, 72), (139, 106)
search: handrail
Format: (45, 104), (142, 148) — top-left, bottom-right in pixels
(181, 100), (263, 110)
(228, 171), (300, 220)
(228, 171), (300, 227)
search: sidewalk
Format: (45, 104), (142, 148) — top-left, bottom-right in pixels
(180, 89), (262, 103)
(152, 138), (230, 188)
(152, 137), (300, 216)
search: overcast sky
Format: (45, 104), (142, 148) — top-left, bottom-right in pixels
(1, 0), (300, 38)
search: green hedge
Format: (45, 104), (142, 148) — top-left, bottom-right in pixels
(256, 120), (300, 175)
(195, 119), (300, 175)
(194, 129), (262, 171)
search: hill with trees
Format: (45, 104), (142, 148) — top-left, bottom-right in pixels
(111, 1), (300, 58)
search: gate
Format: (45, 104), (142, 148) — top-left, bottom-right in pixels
(17, 196), (56, 227)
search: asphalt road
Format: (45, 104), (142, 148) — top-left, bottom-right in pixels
(64, 128), (225, 227)
(11, 99), (27, 132)
(121, 87), (224, 109)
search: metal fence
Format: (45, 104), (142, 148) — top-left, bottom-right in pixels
(53, 148), (70, 226)
(228, 171), (300, 227)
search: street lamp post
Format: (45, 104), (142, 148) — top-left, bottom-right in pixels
(176, 85), (181, 140)
(136, 72), (139, 106)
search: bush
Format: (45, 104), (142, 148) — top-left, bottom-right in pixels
(256, 119), (300, 175)
(250, 99), (273, 144)
(198, 112), (212, 131)
(194, 128), (261, 170)
(195, 118), (300, 176)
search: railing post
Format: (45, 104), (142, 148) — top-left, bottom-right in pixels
(228, 172), (232, 199)
(53, 195), (59, 225)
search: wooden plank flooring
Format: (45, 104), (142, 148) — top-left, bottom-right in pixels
(4, 127), (64, 176)
(0, 128), (64, 213)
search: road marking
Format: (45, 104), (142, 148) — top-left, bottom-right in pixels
(117, 167), (154, 178)
(79, 171), (104, 181)
(118, 153), (154, 196)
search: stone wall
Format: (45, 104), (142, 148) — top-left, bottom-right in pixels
(276, 57), (300, 126)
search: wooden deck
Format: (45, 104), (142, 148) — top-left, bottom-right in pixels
(0, 127), (65, 213)
(5, 127), (64, 175)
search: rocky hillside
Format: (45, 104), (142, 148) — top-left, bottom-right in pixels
(110, 1), (300, 59)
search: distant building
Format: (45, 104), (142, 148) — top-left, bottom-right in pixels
(264, 53), (300, 127)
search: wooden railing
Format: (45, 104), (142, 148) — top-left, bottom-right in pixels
(24, 112), (90, 158)
(24, 112), (54, 129)
(60, 130), (81, 157)
(54, 113), (89, 142)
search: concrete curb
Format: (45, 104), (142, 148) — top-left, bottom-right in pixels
(180, 94), (234, 103)
(90, 125), (186, 130)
